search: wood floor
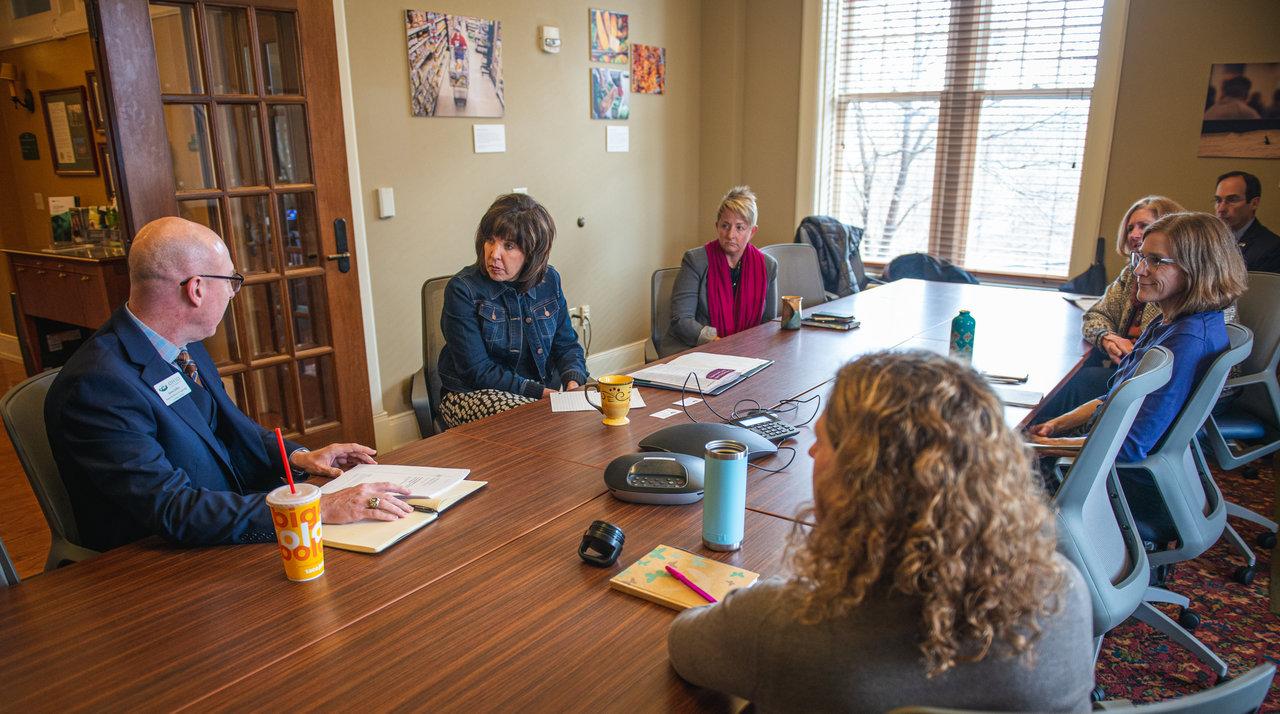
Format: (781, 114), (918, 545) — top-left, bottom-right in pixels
(0, 358), (52, 579)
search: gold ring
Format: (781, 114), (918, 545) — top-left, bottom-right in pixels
(367, 496), (380, 510)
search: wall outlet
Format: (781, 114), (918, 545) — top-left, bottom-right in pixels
(580, 304), (590, 320)
(568, 305), (584, 320)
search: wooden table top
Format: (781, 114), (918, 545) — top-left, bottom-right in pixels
(0, 279), (1088, 707)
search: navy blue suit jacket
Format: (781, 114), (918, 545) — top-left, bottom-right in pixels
(45, 308), (304, 551)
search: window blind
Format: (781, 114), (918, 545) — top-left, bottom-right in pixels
(823, 0), (1104, 278)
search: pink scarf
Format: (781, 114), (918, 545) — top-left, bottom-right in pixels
(705, 240), (767, 338)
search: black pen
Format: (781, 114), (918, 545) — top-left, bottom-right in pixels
(410, 503), (438, 514)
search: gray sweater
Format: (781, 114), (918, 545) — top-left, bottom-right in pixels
(662, 246), (779, 357)
(668, 555), (1094, 713)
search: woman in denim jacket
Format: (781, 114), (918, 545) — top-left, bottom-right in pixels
(436, 194), (588, 427)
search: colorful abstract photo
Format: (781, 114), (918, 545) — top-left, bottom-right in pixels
(589, 8), (628, 64)
(632, 44), (665, 95)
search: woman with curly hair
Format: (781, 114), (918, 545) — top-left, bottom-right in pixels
(668, 351), (1094, 712)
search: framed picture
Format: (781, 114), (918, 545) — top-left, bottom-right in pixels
(85, 70), (106, 133)
(39, 86), (98, 176)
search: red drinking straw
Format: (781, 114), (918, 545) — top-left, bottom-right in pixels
(275, 427), (296, 494)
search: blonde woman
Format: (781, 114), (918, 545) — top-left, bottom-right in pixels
(663, 186), (779, 356)
(669, 351), (1093, 713)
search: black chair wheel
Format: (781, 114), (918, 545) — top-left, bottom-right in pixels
(1258, 531), (1277, 549)
(1178, 608), (1200, 630)
(1090, 685), (1106, 703)
(1233, 565), (1256, 585)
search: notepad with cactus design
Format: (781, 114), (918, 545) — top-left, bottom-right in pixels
(609, 544), (759, 610)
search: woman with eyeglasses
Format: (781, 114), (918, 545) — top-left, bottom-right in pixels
(1029, 212), (1246, 538)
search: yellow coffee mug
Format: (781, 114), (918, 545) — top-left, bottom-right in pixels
(584, 375), (634, 426)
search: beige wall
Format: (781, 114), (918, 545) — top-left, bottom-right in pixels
(1096, 0), (1280, 278)
(345, 1), (703, 415)
(0, 33), (106, 334)
(698, 0), (803, 247)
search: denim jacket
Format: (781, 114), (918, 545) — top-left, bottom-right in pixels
(437, 264), (588, 399)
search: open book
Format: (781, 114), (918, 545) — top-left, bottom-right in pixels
(321, 480), (487, 554)
(629, 353), (772, 395)
(609, 544), (759, 610)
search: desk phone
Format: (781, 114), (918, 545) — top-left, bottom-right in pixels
(727, 413), (799, 443)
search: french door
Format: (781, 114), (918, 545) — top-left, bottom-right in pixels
(89, 0), (374, 447)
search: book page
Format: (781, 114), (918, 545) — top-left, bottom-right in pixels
(321, 464), (469, 499)
(549, 390), (647, 412)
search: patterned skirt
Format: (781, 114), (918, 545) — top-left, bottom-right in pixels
(439, 389), (535, 429)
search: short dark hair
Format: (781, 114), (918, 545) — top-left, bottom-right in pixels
(1221, 75), (1252, 100)
(1216, 170), (1261, 202)
(474, 193), (556, 293)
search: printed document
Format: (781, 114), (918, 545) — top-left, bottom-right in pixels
(321, 464), (469, 499)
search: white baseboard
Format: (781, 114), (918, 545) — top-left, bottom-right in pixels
(0, 333), (19, 362)
(374, 339), (647, 454)
(373, 409), (424, 453)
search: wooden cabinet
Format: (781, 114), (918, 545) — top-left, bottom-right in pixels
(4, 247), (129, 374)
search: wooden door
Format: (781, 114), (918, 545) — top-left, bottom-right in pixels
(88, 0), (374, 447)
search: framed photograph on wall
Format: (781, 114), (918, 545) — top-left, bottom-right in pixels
(85, 70), (106, 133)
(39, 86), (98, 176)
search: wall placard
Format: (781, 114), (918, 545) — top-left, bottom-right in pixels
(39, 86), (98, 176)
(19, 132), (39, 160)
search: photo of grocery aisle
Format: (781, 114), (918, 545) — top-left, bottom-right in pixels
(406, 10), (505, 118)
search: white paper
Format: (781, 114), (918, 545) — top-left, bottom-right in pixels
(1065, 296), (1099, 311)
(47, 196), (77, 215)
(992, 385), (1044, 408)
(320, 464), (469, 499)
(606, 125), (629, 152)
(674, 397), (702, 406)
(473, 124), (506, 153)
(550, 390), (647, 413)
(47, 102), (75, 164)
(630, 352), (770, 393)
(650, 408), (682, 419)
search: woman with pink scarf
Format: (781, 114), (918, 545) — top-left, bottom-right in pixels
(662, 186), (779, 357)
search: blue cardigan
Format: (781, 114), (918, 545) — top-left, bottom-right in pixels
(1103, 311), (1227, 463)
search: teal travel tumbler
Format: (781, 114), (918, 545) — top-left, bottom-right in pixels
(703, 440), (748, 551)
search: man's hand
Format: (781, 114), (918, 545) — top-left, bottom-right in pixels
(1101, 333), (1134, 363)
(1027, 419), (1059, 438)
(321, 482), (412, 524)
(291, 442), (377, 478)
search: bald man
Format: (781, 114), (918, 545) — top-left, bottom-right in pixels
(46, 217), (413, 552)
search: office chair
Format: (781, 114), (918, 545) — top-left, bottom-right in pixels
(0, 369), (100, 570)
(648, 267), (681, 360)
(409, 275), (452, 437)
(889, 662), (1275, 713)
(1199, 272), (1280, 578)
(759, 243), (827, 307)
(1114, 324), (1253, 679)
(0, 534), (18, 587)
(1054, 347), (1172, 676)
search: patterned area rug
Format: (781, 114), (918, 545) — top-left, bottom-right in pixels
(1094, 460), (1279, 711)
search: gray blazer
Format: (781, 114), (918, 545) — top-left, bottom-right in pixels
(661, 247), (779, 357)
(668, 555), (1094, 713)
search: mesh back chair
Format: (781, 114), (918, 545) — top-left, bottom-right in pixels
(649, 267), (681, 361)
(1115, 323), (1253, 679)
(759, 243), (827, 307)
(0, 369), (99, 570)
(410, 276), (453, 437)
(889, 663), (1275, 713)
(1054, 347), (1173, 669)
(1200, 272), (1280, 568)
(0, 534), (18, 587)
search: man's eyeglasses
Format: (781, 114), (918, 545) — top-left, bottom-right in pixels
(1130, 252), (1179, 270)
(180, 272), (245, 294)
(1213, 195), (1245, 206)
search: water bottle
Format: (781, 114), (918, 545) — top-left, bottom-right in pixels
(950, 309), (975, 359)
(702, 440), (748, 551)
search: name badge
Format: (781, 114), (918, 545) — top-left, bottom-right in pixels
(153, 372), (192, 406)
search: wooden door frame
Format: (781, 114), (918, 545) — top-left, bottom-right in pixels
(86, 0), (375, 447)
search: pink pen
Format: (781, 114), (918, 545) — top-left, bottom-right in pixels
(666, 564), (717, 603)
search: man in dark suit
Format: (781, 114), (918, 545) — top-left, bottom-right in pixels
(1215, 170), (1280, 273)
(45, 217), (413, 552)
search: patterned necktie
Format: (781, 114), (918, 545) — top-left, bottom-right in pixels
(176, 349), (202, 387)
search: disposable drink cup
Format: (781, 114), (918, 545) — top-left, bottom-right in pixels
(266, 483), (325, 582)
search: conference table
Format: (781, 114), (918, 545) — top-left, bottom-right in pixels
(0, 279), (1089, 710)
